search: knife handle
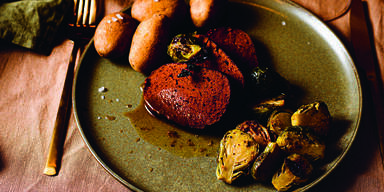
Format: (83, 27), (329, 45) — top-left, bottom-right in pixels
(43, 42), (77, 176)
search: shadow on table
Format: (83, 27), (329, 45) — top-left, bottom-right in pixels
(0, 145), (4, 172)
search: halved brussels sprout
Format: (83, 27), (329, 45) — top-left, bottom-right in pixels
(291, 101), (331, 137)
(267, 109), (292, 136)
(250, 142), (283, 181)
(216, 129), (260, 184)
(251, 94), (287, 125)
(248, 66), (290, 100)
(167, 33), (207, 63)
(236, 120), (273, 148)
(272, 153), (313, 191)
(276, 126), (325, 161)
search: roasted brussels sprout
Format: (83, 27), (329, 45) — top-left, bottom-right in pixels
(217, 129), (260, 184)
(236, 120), (273, 148)
(276, 126), (325, 161)
(251, 94), (287, 125)
(167, 33), (207, 63)
(291, 101), (331, 137)
(251, 142), (283, 181)
(267, 109), (292, 136)
(248, 66), (290, 99)
(272, 153), (313, 191)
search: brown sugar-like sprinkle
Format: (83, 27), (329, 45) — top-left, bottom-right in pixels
(126, 104), (133, 108)
(187, 139), (195, 146)
(167, 130), (180, 138)
(105, 115), (116, 120)
(170, 140), (177, 147)
(140, 127), (151, 131)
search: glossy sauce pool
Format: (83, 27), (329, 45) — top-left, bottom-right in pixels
(124, 98), (222, 158)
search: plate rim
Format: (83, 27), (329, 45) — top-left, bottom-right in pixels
(72, 39), (144, 191)
(72, 0), (363, 191)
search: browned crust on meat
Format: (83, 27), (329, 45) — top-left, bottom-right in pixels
(194, 34), (245, 87)
(206, 27), (259, 70)
(143, 63), (231, 129)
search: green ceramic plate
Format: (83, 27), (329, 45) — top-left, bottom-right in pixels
(73, 0), (362, 191)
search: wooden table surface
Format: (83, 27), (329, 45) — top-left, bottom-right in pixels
(0, 0), (383, 191)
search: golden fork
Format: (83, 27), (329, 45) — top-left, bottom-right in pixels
(43, 0), (99, 176)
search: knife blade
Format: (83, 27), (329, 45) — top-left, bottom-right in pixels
(350, 0), (384, 168)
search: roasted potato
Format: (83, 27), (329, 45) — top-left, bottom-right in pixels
(129, 14), (171, 74)
(190, 0), (227, 28)
(94, 12), (138, 58)
(131, 0), (188, 23)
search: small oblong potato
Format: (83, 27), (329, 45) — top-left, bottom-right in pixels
(129, 14), (171, 74)
(131, 0), (188, 23)
(190, 0), (227, 28)
(94, 12), (138, 58)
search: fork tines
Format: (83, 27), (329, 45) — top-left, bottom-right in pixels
(73, 0), (98, 27)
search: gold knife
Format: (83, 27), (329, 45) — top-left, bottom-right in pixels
(350, 0), (384, 168)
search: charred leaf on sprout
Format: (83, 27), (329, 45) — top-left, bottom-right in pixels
(272, 154), (313, 191)
(236, 120), (273, 148)
(249, 66), (291, 100)
(251, 94), (287, 125)
(251, 142), (283, 182)
(276, 126), (325, 161)
(167, 33), (209, 63)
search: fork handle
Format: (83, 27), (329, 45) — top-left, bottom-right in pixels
(43, 42), (78, 176)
